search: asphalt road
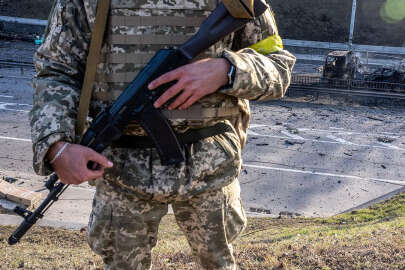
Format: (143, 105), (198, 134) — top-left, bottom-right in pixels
(1, 40), (405, 229)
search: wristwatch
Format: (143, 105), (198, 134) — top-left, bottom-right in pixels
(221, 58), (236, 89)
(227, 64), (236, 86)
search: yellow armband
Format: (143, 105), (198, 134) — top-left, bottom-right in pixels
(249, 34), (284, 54)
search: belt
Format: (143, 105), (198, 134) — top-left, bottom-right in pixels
(112, 122), (233, 149)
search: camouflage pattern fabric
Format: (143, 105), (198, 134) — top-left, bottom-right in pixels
(88, 178), (246, 270)
(30, 0), (295, 269)
(102, 129), (241, 198)
(30, 0), (295, 176)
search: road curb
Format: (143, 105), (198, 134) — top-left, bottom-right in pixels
(340, 186), (405, 214)
(0, 214), (87, 230)
(0, 16), (46, 37)
(287, 86), (405, 106)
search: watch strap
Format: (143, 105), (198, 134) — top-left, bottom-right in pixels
(220, 57), (236, 90)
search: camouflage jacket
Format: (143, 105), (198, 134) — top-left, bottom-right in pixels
(30, 0), (296, 176)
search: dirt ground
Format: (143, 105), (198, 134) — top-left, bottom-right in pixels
(1, 193), (405, 269)
(0, 0), (404, 46)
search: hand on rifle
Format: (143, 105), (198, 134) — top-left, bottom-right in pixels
(148, 57), (230, 109)
(47, 142), (113, 185)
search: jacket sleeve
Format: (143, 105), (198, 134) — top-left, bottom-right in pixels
(30, 0), (91, 175)
(219, 7), (296, 101)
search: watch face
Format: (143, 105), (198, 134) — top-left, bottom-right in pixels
(228, 65), (236, 84)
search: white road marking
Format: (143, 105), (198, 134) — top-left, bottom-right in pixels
(0, 95), (13, 98)
(247, 130), (405, 151)
(248, 130), (290, 140)
(381, 132), (398, 136)
(0, 108), (30, 112)
(377, 142), (404, 150)
(0, 76), (31, 80)
(0, 136), (31, 142)
(251, 125), (401, 138)
(248, 130), (262, 136)
(0, 102), (32, 112)
(249, 124), (267, 129)
(326, 135), (354, 145)
(0, 102), (32, 107)
(248, 124), (405, 151)
(243, 163), (405, 186)
(298, 127), (400, 138)
(281, 130), (305, 140)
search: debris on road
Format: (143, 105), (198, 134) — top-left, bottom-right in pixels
(367, 116), (385, 121)
(278, 211), (302, 218)
(0, 179), (42, 214)
(377, 136), (396, 143)
(286, 126), (299, 134)
(256, 143), (269, 146)
(3, 176), (17, 184)
(0, 198), (20, 214)
(249, 207), (272, 215)
(285, 140), (305, 146)
(280, 105), (292, 110)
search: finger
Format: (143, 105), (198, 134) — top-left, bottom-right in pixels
(71, 178), (83, 185)
(85, 149), (113, 169)
(168, 88), (193, 110)
(179, 91), (204, 110)
(59, 174), (81, 185)
(82, 168), (105, 183)
(148, 68), (183, 90)
(54, 166), (80, 185)
(73, 168), (102, 184)
(153, 81), (185, 108)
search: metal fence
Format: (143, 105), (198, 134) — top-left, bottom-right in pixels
(284, 39), (405, 56)
(292, 74), (405, 92)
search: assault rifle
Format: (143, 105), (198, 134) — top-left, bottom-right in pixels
(8, 0), (267, 245)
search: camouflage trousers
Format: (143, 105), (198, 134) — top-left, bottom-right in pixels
(87, 176), (247, 270)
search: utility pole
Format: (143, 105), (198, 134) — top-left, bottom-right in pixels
(348, 0), (357, 49)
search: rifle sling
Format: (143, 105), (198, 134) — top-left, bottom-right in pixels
(112, 123), (232, 149)
(76, 0), (110, 139)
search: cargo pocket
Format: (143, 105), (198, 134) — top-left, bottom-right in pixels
(186, 128), (243, 194)
(213, 130), (241, 161)
(224, 181), (247, 243)
(87, 198), (113, 261)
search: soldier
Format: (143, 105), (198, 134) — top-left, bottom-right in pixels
(30, 0), (295, 269)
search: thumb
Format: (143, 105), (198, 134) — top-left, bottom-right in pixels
(85, 149), (113, 168)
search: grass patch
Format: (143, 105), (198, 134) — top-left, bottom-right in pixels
(1, 193), (405, 269)
(324, 192), (405, 224)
